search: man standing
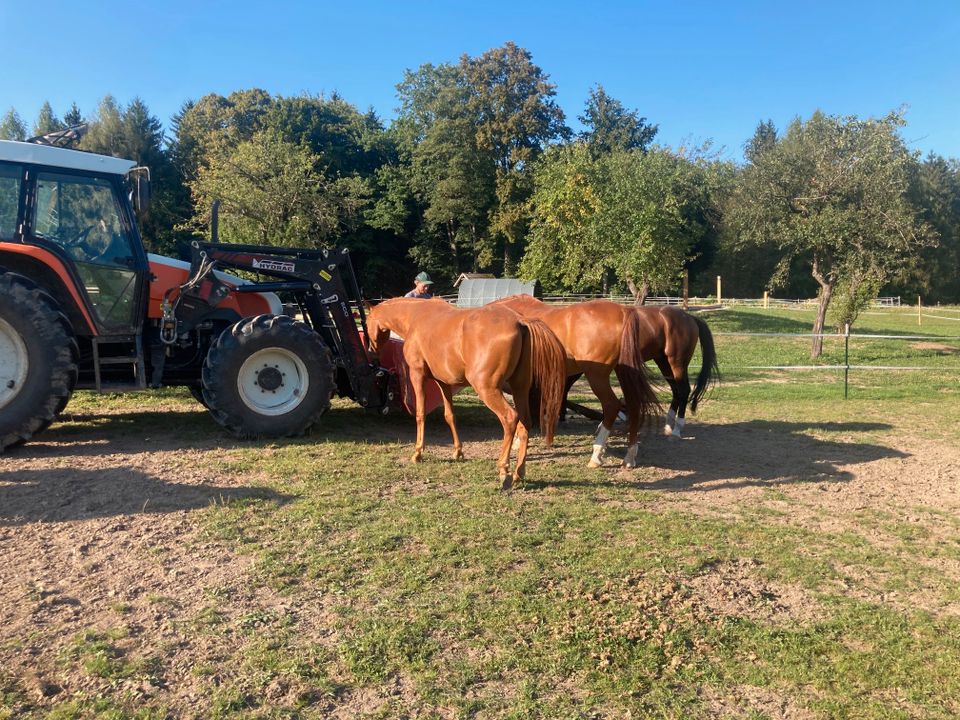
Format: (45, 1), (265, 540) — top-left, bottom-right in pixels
(404, 271), (434, 299)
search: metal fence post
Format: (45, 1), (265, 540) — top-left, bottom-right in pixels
(844, 323), (850, 399)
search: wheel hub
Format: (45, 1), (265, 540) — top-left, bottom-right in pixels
(256, 365), (284, 392)
(0, 316), (28, 411)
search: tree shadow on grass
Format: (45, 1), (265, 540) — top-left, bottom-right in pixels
(523, 419), (908, 494)
(710, 308), (817, 334)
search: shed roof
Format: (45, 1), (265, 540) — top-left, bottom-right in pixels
(455, 278), (540, 308)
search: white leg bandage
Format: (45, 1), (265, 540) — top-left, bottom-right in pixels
(671, 416), (685, 439)
(623, 443), (639, 468)
(590, 424), (611, 466)
(664, 408), (677, 434)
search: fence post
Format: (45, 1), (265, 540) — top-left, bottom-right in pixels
(918, 296), (922, 327)
(844, 323), (850, 399)
(763, 291), (769, 309)
(716, 276), (722, 305)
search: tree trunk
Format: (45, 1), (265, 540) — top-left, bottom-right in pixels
(446, 221), (459, 273)
(625, 277), (650, 305)
(810, 256), (834, 359)
(503, 240), (514, 277)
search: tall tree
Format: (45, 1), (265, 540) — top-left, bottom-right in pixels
(187, 130), (368, 248)
(726, 110), (929, 356)
(33, 101), (65, 137)
(63, 103), (83, 127)
(0, 109), (26, 141)
(579, 85), (658, 154)
(744, 119), (777, 163)
(376, 62), (496, 279)
(894, 154), (960, 303)
(76, 96), (184, 254)
(521, 142), (607, 292)
(463, 42), (570, 274)
(77, 96), (125, 156)
(522, 144), (720, 301)
(170, 89), (272, 182)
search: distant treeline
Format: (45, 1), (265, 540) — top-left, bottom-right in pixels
(3, 43), (958, 340)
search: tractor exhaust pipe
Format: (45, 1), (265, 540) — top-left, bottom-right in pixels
(210, 199), (220, 243)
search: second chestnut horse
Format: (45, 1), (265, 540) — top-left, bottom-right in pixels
(365, 298), (566, 489)
(493, 296), (664, 468)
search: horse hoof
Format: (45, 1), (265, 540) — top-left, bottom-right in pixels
(453, 450), (464, 461)
(663, 426), (674, 437)
(588, 458), (604, 468)
(621, 460), (636, 469)
(410, 453), (423, 463)
(501, 474), (514, 491)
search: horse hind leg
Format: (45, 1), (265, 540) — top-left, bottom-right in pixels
(474, 385), (520, 490)
(669, 374), (691, 441)
(585, 368), (621, 468)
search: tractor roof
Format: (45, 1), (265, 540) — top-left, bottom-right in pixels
(0, 140), (136, 176)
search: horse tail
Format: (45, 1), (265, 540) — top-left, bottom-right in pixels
(618, 310), (663, 421)
(689, 315), (720, 413)
(523, 319), (566, 446)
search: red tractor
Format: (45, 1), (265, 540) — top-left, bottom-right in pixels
(0, 138), (407, 451)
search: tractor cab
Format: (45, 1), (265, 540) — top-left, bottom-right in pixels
(0, 141), (149, 339)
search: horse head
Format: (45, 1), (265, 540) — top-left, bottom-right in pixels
(364, 303), (391, 356)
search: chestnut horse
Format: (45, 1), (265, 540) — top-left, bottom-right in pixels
(366, 298), (566, 489)
(496, 295), (719, 443)
(493, 296), (663, 468)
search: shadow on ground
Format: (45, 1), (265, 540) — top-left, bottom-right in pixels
(0, 465), (293, 525)
(525, 418), (907, 493)
(3, 401), (909, 498)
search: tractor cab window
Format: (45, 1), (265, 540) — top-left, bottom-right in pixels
(0, 163), (21, 240)
(31, 172), (139, 331)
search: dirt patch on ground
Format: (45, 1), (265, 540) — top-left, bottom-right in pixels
(685, 558), (820, 625)
(2, 400), (960, 716)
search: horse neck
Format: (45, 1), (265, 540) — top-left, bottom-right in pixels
(377, 299), (436, 337)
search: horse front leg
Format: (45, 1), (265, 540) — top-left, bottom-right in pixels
(409, 366), (428, 463)
(438, 382), (464, 460)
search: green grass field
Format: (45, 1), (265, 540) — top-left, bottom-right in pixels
(2, 305), (959, 719)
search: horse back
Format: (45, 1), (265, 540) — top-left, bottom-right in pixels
(409, 304), (527, 387)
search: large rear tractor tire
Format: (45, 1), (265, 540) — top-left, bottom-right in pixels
(201, 314), (334, 438)
(0, 271), (79, 451)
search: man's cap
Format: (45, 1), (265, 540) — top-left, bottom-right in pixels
(415, 271), (434, 285)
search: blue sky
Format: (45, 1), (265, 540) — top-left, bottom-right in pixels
(2, 0), (958, 160)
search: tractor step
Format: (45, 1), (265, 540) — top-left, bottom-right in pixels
(92, 335), (146, 392)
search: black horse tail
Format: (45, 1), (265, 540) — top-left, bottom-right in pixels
(689, 315), (719, 414)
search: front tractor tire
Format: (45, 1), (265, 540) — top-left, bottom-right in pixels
(0, 271), (79, 451)
(201, 314), (334, 438)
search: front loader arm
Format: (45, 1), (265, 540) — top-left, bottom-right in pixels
(176, 242), (390, 410)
